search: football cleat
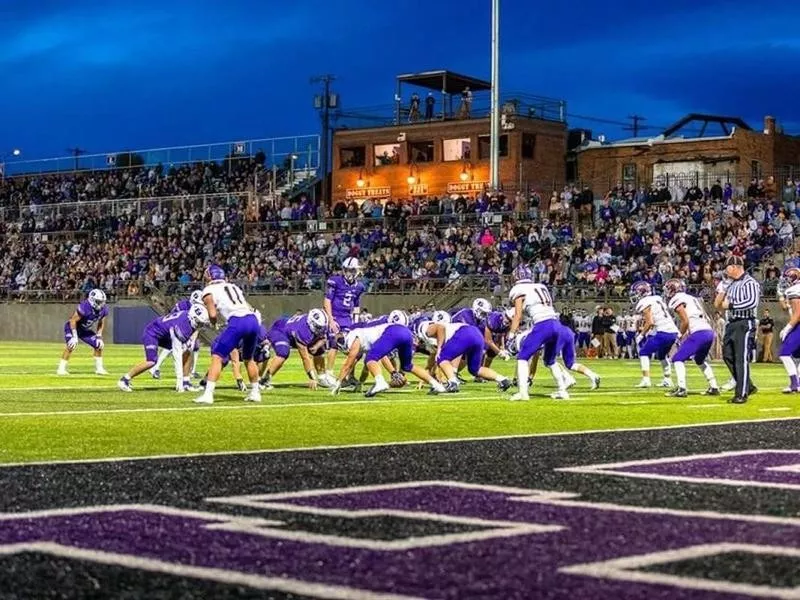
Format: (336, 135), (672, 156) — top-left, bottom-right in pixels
(509, 393), (529, 402)
(590, 376), (601, 390)
(365, 378), (390, 398)
(550, 390), (570, 400)
(702, 387), (720, 396)
(95, 368), (109, 376)
(659, 378), (673, 388)
(497, 379), (513, 393)
(117, 377), (133, 392)
(236, 379), (246, 392)
(56, 369), (69, 376)
(666, 387), (687, 398)
(150, 369), (161, 380)
(193, 395), (214, 405)
(721, 379), (736, 392)
(444, 381), (460, 393)
(635, 379), (651, 388)
(564, 374), (578, 389)
(244, 390), (262, 403)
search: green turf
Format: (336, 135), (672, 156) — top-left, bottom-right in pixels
(0, 342), (797, 464)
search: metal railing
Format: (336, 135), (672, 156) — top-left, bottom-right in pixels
(0, 135), (320, 177)
(0, 278), (783, 304)
(5, 192), (252, 224)
(334, 92), (566, 130)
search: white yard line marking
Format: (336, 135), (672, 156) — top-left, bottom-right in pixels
(0, 416), (798, 469)
(616, 401), (650, 405)
(687, 404), (724, 409)
(759, 407), (793, 413)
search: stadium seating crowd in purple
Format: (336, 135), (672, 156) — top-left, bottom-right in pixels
(0, 161), (797, 300)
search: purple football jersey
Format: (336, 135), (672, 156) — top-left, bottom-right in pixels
(272, 314), (320, 348)
(451, 307), (479, 327)
(145, 311), (196, 345)
(324, 275), (366, 321)
(75, 300), (109, 331)
(485, 311), (510, 334)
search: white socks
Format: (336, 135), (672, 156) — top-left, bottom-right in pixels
(674, 361), (687, 389)
(640, 356), (650, 376)
(660, 359), (672, 378)
(549, 363), (567, 391)
(155, 349), (170, 369)
(700, 362), (718, 388)
(781, 356), (798, 378)
(517, 360), (531, 398)
(58, 359), (68, 371)
(192, 351), (199, 373)
(94, 357), (104, 370)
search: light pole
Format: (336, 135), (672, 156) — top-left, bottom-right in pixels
(290, 154), (298, 189)
(489, 0), (501, 192)
(0, 148), (21, 178)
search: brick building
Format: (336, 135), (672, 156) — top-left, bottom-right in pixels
(576, 114), (800, 192)
(331, 70), (567, 203)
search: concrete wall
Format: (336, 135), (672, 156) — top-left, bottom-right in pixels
(0, 298), (785, 359)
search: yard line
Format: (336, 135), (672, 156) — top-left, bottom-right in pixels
(1, 416), (798, 469)
(687, 404), (724, 409)
(616, 401), (650, 405)
(759, 407), (793, 413)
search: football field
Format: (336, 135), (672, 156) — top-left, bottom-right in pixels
(2, 341), (800, 598)
(1, 341), (797, 465)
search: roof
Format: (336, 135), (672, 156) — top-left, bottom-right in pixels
(396, 70), (491, 94)
(662, 113), (752, 138)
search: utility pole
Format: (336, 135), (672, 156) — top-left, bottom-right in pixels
(624, 115), (646, 138)
(311, 75), (337, 206)
(66, 147), (87, 172)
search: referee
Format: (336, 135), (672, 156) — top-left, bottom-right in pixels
(714, 255), (761, 404)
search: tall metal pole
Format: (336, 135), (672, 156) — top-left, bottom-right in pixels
(489, 0), (500, 191)
(312, 74), (335, 207)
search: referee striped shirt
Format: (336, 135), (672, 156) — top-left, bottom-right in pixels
(726, 274), (760, 320)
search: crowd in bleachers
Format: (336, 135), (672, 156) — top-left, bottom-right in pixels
(1, 161), (799, 300)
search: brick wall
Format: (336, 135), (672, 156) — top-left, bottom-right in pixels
(331, 117), (566, 202)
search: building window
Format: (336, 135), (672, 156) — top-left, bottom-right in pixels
(408, 141), (434, 163)
(442, 138), (472, 161)
(478, 135), (508, 159)
(339, 146), (365, 168)
(374, 143), (401, 167)
(622, 163), (637, 184)
(521, 133), (536, 159)
(751, 160), (761, 179)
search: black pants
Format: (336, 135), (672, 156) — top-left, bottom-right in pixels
(722, 319), (755, 398)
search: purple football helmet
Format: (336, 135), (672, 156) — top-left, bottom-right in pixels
(204, 264), (225, 283)
(513, 264), (533, 282)
(629, 281), (652, 304)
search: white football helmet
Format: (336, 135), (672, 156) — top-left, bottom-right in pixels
(88, 289), (107, 310)
(342, 257), (360, 283)
(432, 310), (451, 325)
(190, 290), (204, 305)
(415, 320), (432, 339)
(388, 309), (409, 327)
(307, 309), (329, 334)
(188, 305), (210, 328)
(472, 298), (492, 319)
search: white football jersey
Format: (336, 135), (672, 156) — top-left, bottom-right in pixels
(202, 282), (254, 320)
(576, 316), (590, 332)
(626, 315), (639, 332)
(417, 322), (466, 349)
(636, 295), (679, 334)
(668, 292), (712, 333)
(508, 282), (558, 324)
(345, 323), (390, 352)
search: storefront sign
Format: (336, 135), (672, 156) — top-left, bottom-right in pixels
(408, 183), (428, 195)
(345, 187), (391, 200)
(446, 181), (488, 193)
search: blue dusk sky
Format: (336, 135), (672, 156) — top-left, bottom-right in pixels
(1, 0), (798, 161)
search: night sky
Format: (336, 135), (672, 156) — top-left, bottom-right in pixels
(1, 0), (797, 162)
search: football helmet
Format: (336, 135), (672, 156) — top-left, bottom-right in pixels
(342, 257), (360, 284)
(471, 298), (492, 320)
(662, 278), (686, 300)
(629, 281), (652, 304)
(88, 289), (107, 310)
(388, 309), (410, 327)
(307, 309), (329, 334)
(188, 305), (210, 328)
